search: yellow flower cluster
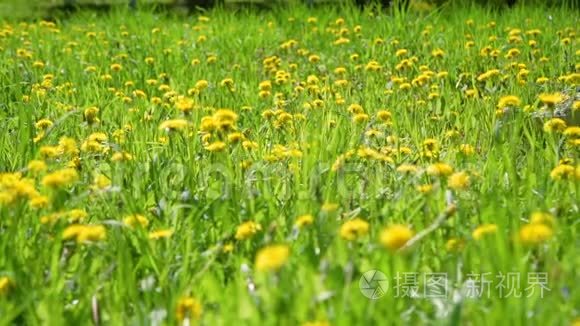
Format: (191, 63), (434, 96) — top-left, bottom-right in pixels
(62, 224), (106, 243)
(235, 221), (262, 240)
(255, 244), (291, 272)
(339, 218), (369, 241)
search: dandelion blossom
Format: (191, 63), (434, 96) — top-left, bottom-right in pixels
(543, 118), (567, 133)
(63, 224), (106, 243)
(27, 160), (47, 174)
(148, 229), (173, 240)
(550, 164), (577, 181)
(472, 224), (498, 240)
(235, 221), (262, 240)
(124, 214), (149, 228)
(159, 119), (189, 131)
(563, 126), (580, 138)
(295, 214), (314, 228)
(445, 238), (466, 252)
(448, 171), (470, 191)
(396, 164), (418, 174)
(321, 202), (339, 213)
(339, 218), (369, 241)
(255, 244), (290, 272)
(530, 212), (555, 226)
(204, 141), (226, 152)
(0, 276), (14, 296)
(519, 223), (553, 246)
(42, 168), (78, 188)
(538, 93), (564, 106)
(426, 163), (453, 177)
(175, 296), (202, 322)
(380, 224), (414, 251)
(497, 95), (521, 109)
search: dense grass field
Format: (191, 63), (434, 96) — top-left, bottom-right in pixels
(0, 2), (579, 325)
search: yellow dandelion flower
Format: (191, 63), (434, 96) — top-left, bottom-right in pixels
(207, 55), (217, 64)
(459, 144), (475, 156)
(213, 109), (238, 123)
(347, 103), (364, 114)
(159, 119), (189, 131)
(497, 95), (521, 109)
(431, 48), (445, 58)
(67, 209), (88, 222)
(63, 224), (106, 243)
(175, 296), (202, 322)
(352, 113), (369, 124)
(543, 118), (567, 133)
(110, 63), (122, 72)
(308, 54), (320, 63)
(175, 97), (195, 113)
(416, 184), (434, 194)
(295, 214), (314, 228)
(538, 93), (564, 106)
(321, 202), (339, 213)
(242, 140), (258, 151)
(222, 242), (234, 253)
(29, 195), (50, 209)
(530, 211), (555, 227)
(395, 49), (408, 57)
(111, 152), (134, 162)
(334, 37), (350, 45)
(339, 218), (369, 241)
(91, 174), (111, 190)
(124, 214), (149, 228)
(563, 126), (580, 138)
(35, 118), (53, 130)
(550, 164), (576, 180)
(396, 164), (418, 174)
(448, 171), (470, 191)
(194, 80), (209, 91)
(426, 163), (453, 177)
(472, 223), (498, 240)
(255, 244), (290, 272)
(477, 69), (501, 82)
(380, 224), (414, 251)
(334, 67), (347, 75)
(220, 78), (234, 88)
(148, 229), (173, 240)
(204, 141), (226, 152)
(518, 223), (553, 245)
(376, 110), (392, 122)
(42, 168), (78, 188)
(227, 132), (244, 143)
(235, 221), (262, 240)
(445, 238), (466, 252)
(83, 106), (100, 124)
(27, 160), (47, 174)
(0, 276), (14, 296)
(423, 138), (439, 154)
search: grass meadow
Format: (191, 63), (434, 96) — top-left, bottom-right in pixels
(0, 1), (579, 325)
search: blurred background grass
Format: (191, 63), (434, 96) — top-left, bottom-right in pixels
(0, 0), (319, 18)
(0, 0), (575, 20)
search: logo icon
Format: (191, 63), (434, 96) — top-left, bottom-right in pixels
(359, 270), (388, 299)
